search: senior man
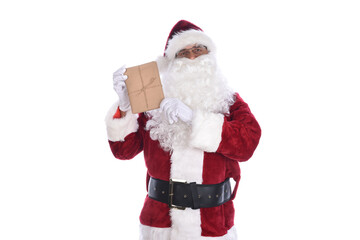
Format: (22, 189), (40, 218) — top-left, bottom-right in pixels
(105, 20), (261, 240)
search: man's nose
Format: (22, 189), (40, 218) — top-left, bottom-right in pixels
(187, 52), (197, 60)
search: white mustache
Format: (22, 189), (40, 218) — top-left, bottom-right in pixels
(168, 54), (216, 74)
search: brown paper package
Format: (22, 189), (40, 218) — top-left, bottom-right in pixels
(125, 61), (164, 114)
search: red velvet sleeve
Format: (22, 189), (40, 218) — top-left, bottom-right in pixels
(108, 110), (144, 160)
(108, 133), (143, 160)
(217, 93), (261, 162)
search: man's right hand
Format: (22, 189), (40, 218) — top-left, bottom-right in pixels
(113, 65), (131, 112)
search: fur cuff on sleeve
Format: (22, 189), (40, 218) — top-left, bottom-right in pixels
(105, 101), (139, 142)
(189, 110), (224, 152)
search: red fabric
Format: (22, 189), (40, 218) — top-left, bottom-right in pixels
(217, 93), (262, 162)
(140, 197), (172, 228)
(108, 93), (261, 236)
(113, 107), (122, 119)
(164, 20), (203, 55)
(199, 93), (260, 236)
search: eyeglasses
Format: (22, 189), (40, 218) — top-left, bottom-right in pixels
(175, 45), (208, 58)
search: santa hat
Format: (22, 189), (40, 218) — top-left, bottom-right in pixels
(163, 20), (216, 59)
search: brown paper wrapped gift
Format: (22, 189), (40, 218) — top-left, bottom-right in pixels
(125, 61), (164, 114)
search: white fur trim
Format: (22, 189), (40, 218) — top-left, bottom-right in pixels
(105, 101), (139, 142)
(170, 146), (204, 239)
(139, 224), (237, 240)
(209, 226), (237, 240)
(189, 110), (224, 152)
(165, 29), (216, 60)
(139, 224), (171, 240)
(170, 208), (201, 239)
(170, 146), (204, 185)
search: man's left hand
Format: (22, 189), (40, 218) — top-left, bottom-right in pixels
(160, 98), (193, 125)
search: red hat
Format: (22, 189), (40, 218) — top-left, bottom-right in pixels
(163, 20), (216, 59)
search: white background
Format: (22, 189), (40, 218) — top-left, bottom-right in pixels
(1, 0), (359, 239)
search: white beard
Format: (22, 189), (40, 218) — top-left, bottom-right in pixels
(146, 53), (235, 152)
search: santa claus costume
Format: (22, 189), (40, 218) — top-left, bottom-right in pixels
(105, 20), (261, 240)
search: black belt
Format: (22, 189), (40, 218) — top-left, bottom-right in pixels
(148, 177), (232, 210)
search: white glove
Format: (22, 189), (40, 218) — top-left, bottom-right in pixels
(113, 65), (131, 111)
(160, 98), (193, 125)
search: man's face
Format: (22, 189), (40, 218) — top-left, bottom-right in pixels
(175, 44), (209, 60)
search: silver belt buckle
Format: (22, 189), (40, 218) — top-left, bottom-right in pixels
(169, 179), (187, 210)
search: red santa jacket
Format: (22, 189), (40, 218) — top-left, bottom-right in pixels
(105, 93), (261, 238)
